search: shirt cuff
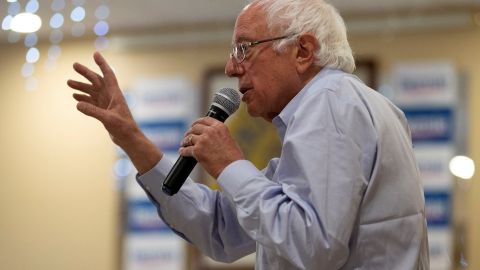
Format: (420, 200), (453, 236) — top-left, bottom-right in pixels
(217, 160), (262, 197)
(136, 157), (174, 205)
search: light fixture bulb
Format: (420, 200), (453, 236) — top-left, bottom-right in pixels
(10, 12), (42, 33)
(449, 155), (475, 180)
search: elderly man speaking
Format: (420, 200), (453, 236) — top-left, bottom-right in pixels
(68, 0), (429, 269)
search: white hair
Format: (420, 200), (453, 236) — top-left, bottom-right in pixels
(251, 0), (355, 73)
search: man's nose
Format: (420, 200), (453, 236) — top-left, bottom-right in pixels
(225, 55), (243, 77)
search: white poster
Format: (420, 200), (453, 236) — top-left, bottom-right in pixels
(389, 61), (459, 269)
(119, 77), (198, 270)
(414, 144), (455, 190)
(428, 228), (453, 270)
(390, 62), (458, 107)
(125, 234), (186, 270)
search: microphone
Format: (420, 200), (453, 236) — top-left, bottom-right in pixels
(162, 88), (241, 196)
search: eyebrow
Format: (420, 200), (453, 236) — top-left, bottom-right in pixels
(232, 31), (256, 43)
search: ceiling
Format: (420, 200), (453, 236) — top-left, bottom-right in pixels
(1, 0), (479, 44)
(86, 0), (480, 31)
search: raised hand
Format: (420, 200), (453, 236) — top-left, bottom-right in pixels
(68, 52), (161, 174)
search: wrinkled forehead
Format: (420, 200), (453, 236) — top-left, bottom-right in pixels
(232, 3), (269, 43)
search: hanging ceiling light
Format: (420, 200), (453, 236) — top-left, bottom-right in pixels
(10, 12), (42, 33)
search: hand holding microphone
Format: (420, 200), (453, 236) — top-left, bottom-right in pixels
(162, 88), (241, 196)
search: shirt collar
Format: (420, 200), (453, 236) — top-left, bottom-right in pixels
(272, 66), (337, 142)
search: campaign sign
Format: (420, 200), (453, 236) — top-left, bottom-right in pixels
(403, 108), (454, 143)
(424, 190), (451, 228)
(428, 228), (452, 270)
(126, 77), (198, 121)
(391, 62), (458, 107)
(414, 144), (454, 190)
(124, 234), (185, 270)
(139, 121), (187, 153)
(127, 199), (172, 233)
(122, 77), (196, 270)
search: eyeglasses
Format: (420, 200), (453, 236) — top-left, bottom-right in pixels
(230, 34), (296, 64)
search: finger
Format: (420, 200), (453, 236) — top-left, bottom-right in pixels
(179, 146), (195, 158)
(73, 62), (103, 88)
(67, 79), (96, 94)
(189, 120), (222, 135)
(180, 134), (195, 147)
(191, 117), (221, 127)
(76, 102), (107, 122)
(73, 93), (94, 103)
(94, 52), (118, 86)
(188, 124), (208, 136)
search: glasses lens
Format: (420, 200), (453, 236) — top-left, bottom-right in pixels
(239, 44), (247, 62)
(232, 45), (240, 62)
(232, 43), (247, 63)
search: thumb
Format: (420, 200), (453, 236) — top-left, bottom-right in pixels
(77, 102), (108, 122)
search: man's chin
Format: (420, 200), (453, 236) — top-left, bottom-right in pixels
(245, 104), (259, 117)
(245, 106), (273, 122)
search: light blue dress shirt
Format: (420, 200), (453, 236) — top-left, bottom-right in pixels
(137, 67), (430, 270)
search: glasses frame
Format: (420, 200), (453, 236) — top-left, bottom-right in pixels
(230, 34), (297, 64)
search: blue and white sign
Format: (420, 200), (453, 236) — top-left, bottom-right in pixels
(414, 144), (454, 190)
(424, 191), (451, 228)
(126, 77), (199, 121)
(125, 234), (186, 270)
(121, 77), (198, 270)
(389, 62), (459, 270)
(391, 62), (458, 107)
(139, 121), (187, 153)
(128, 200), (172, 233)
(403, 108), (454, 143)
(427, 228), (452, 270)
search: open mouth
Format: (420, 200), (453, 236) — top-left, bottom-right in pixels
(239, 87), (252, 94)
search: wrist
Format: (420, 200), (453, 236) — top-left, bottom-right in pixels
(118, 127), (163, 175)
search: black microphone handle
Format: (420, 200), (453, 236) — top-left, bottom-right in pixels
(161, 106), (230, 196)
(161, 156), (197, 196)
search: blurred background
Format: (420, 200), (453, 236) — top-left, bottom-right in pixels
(0, 0), (479, 269)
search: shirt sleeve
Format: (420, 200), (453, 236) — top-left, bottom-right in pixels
(217, 82), (376, 269)
(136, 157), (255, 263)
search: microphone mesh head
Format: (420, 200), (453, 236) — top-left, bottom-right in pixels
(212, 88), (241, 116)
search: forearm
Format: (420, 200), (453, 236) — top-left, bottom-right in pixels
(117, 127), (163, 175)
(137, 160), (255, 262)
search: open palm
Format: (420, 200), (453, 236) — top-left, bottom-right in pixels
(67, 52), (136, 147)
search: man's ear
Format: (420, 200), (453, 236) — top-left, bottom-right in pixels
(295, 34), (319, 74)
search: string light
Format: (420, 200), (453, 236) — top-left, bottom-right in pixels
(93, 1), (110, 50)
(95, 5), (110, 20)
(7, 31), (21, 43)
(25, 0), (39, 13)
(26, 47), (40, 63)
(50, 0), (65, 12)
(71, 23), (85, 37)
(1, 0), (111, 91)
(1, 15), (13, 30)
(24, 33), (38, 47)
(21, 63), (35, 77)
(49, 29), (64, 44)
(94, 20), (109, 36)
(7, 2), (21, 15)
(49, 13), (64, 29)
(70, 6), (85, 22)
(10, 13), (42, 33)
